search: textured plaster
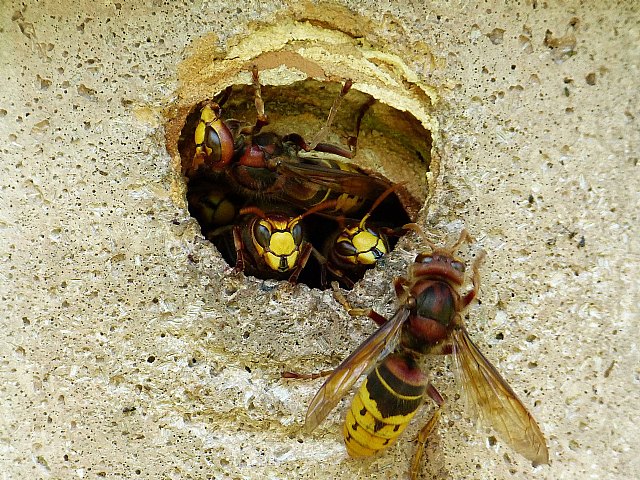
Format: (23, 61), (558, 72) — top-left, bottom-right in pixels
(1, 1), (638, 480)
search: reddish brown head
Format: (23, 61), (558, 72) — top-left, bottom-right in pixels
(410, 229), (474, 286)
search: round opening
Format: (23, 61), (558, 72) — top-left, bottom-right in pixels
(177, 73), (431, 289)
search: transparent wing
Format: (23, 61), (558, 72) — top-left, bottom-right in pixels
(277, 160), (392, 201)
(452, 327), (549, 466)
(305, 308), (410, 433)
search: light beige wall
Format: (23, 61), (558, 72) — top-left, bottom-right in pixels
(1, 1), (638, 479)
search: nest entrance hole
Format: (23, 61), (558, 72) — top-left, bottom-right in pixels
(177, 77), (432, 289)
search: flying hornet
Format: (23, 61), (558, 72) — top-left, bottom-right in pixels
(289, 230), (548, 478)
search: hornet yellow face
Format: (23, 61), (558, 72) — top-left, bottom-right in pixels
(250, 216), (303, 272)
(334, 224), (389, 266)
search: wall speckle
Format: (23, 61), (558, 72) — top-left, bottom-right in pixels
(1, 1), (638, 479)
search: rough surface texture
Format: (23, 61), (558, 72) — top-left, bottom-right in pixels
(1, 1), (638, 479)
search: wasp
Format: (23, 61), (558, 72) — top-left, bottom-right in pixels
(297, 230), (549, 478)
(318, 182), (410, 288)
(182, 66), (395, 217)
(186, 181), (242, 238)
(209, 199), (346, 284)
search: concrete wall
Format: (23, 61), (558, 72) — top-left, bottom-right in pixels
(1, 1), (638, 479)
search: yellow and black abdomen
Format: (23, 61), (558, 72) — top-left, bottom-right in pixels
(344, 352), (428, 457)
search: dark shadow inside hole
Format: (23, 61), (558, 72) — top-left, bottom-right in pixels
(179, 79), (430, 289)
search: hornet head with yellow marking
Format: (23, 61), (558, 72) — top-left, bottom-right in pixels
(334, 220), (389, 266)
(330, 182), (404, 268)
(249, 214), (303, 273)
(240, 198), (343, 275)
(193, 102), (235, 172)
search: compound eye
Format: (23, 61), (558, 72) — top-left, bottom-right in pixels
(335, 240), (357, 257)
(290, 223), (303, 245)
(253, 221), (272, 248)
(204, 126), (223, 162)
(451, 260), (466, 273)
(196, 106), (234, 167)
(416, 253), (433, 264)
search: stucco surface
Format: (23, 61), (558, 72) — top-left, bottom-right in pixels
(1, 1), (638, 479)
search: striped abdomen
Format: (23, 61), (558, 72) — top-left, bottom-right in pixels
(343, 353), (428, 457)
